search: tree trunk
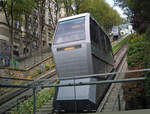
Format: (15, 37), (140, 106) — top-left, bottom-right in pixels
(38, 1), (44, 60)
(9, 26), (14, 61)
(30, 41), (32, 56)
(10, 0), (14, 67)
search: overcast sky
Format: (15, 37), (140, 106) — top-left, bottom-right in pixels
(105, 0), (127, 18)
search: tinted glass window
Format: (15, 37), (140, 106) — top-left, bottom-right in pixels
(90, 18), (106, 53)
(90, 19), (99, 48)
(54, 17), (85, 44)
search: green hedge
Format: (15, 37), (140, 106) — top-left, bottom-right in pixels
(127, 34), (146, 68)
(127, 31), (150, 97)
(11, 87), (55, 114)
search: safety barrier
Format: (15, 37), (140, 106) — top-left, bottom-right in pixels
(0, 68), (150, 114)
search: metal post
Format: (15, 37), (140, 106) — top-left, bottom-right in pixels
(34, 55), (36, 64)
(24, 59), (25, 69)
(33, 87), (36, 114)
(17, 98), (19, 111)
(73, 77), (77, 112)
(118, 92), (121, 111)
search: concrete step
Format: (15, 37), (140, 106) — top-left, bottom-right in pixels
(44, 100), (53, 105)
(36, 112), (52, 114)
(36, 98), (54, 114)
(37, 108), (53, 113)
(41, 105), (53, 109)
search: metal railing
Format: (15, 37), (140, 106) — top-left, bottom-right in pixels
(0, 68), (150, 114)
(112, 88), (121, 111)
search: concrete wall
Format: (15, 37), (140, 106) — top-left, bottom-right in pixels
(0, 56), (54, 79)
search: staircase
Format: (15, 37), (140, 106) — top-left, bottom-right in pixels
(36, 99), (54, 114)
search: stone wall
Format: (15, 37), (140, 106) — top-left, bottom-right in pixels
(122, 66), (146, 110)
(0, 56), (54, 79)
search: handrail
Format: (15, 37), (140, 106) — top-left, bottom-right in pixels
(40, 77), (146, 88)
(37, 68), (150, 82)
(0, 77), (146, 88)
(0, 76), (33, 81)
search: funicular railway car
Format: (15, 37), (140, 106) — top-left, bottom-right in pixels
(52, 13), (115, 113)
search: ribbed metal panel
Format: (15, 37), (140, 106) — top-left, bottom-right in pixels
(54, 47), (89, 77)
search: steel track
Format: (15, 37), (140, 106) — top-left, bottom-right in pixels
(0, 69), (57, 114)
(38, 41), (128, 114)
(1, 41), (128, 114)
(96, 42), (128, 112)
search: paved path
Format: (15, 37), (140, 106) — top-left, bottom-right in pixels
(100, 56), (127, 112)
(36, 99), (54, 114)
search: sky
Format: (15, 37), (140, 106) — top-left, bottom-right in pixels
(105, 0), (127, 18)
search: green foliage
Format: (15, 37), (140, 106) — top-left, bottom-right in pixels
(11, 88), (55, 114)
(127, 30), (150, 97)
(60, 0), (121, 32)
(0, 0), (35, 22)
(44, 65), (50, 71)
(31, 69), (43, 78)
(127, 34), (149, 67)
(60, 0), (74, 16)
(0, 0), (35, 62)
(115, 0), (150, 33)
(142, 28), (150, 97)
(10, 60), (19, 69)
(50, 58), (55, 69)
(36, 69), (42, 74)
(127, 34), (146, 67)
(78, 0), (121, 32)
(112, 35), (129, 52)
(31, 71), (39, 77)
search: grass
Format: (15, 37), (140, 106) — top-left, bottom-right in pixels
(11, 87), (55, 114)
(112, 35), (130, 52)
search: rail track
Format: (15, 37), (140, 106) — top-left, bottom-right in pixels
(0, 69), (57, 114)
(0, 39), (128, 114)
(35, 41), (128, 114)
(97, 42), (128, 112)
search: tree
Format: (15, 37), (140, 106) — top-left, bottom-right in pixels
(0, 0), (34, 64)
(78, 0), (121, 32)
(114, 0), (150, 33)
(34, 0), (45, 58)
(58, 0), (84, 16)
(59, 0), (74, 16)
(74, 0), (83, 14)
(57, 0), (121, 32)
(47, 0), (60, 35)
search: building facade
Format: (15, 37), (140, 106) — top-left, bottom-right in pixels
(0, 12), (10, 66)
(0, 0), (58, 65)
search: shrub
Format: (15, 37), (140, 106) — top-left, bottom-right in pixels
(143, 28), (150, 97)
(37, 69), (42, 74)
(45, 65), (50, 71)
(50, 58), (55, 69)
(112, 35), (129, 52)
(11, 87), (55, 114)
(127, 30), (150, 98)
(31, 71), (39, 77)
(127, 34), (146, 68)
